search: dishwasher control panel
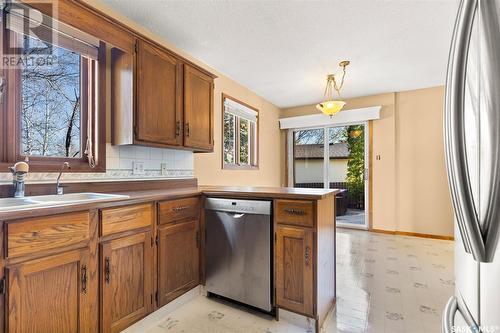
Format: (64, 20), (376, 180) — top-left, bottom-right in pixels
(205, 198), (271, 215)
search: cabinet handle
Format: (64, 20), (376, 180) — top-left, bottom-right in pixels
(176, 121), (181, 136)
(81, 265), (88, 294)
(172, 205), (189, 212)
(284, 208), (306, 216)
(185, 123), (190, 137)
(305, 246), (311, 266)
(105, 257), (110, 284)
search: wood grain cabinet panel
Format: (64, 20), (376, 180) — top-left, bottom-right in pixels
(184, 64), (214, 151)
(158, 197), (200, 225)
(101, 231), (154, 333)
(6, 212), (90, 258)
(275, 200), (314, 227)
(111, 39), (215, 150)
(275, 225), (314, 317)
(101, 203), (153, 236)
(157, 220), (199, 306)
(136, 39), (183, 146)
(6, 248), (92, 333)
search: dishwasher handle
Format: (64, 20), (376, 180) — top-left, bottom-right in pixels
(222, 212), (246, 219)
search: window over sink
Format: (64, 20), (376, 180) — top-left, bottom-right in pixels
(0, 2), (106, 172)
(222, 94), (258, 169)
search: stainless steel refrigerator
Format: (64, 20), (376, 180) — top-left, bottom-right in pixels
(444, 0), (500, 332)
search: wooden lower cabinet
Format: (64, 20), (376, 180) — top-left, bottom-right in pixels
(100, 231), (154, 333)
(157, 220), (199, 306)
(0, 194), (332, 333)
(6, 248), (93, 333)
(275, 225), (314, 317)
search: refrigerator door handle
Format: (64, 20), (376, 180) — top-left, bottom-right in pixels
(444, 0), (486, 260)
(442, 296), (458, 333)
(476, 0), (500, 262)
(445, 0), (472, 255)
(442, 296), (481, 333)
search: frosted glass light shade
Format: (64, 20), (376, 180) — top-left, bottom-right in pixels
(315, 100), (346, 117)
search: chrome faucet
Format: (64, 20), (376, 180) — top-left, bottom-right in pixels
(56, 162), (70, 195)
(9, 161), (29, 198)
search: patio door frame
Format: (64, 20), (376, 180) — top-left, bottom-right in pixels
(287, 121), (370, 230)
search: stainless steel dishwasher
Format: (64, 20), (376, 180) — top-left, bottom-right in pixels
(205, 198), (272, 312)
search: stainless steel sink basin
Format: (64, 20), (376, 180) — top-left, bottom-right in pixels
(0, 197), (40, 210)
(0, 193), (130, 212)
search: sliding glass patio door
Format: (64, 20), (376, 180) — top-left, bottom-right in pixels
(289, 123), (369, 229)
(292, 128), (326, 189)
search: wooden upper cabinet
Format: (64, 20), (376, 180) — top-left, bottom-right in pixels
(111, 37), (215, 150)
(136, 39), (183, 146)
(275, 226), (314, 317)
(100, 231), (154, 333)
(157, 220), (199, 306)
(184, 64), (214, 151)
(6, 248), (93, 333)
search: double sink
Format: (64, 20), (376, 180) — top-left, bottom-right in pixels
(0, 193), (130, 212)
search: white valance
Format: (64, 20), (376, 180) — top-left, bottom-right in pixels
(279, 106), (381, 129)
(224, 98), (258, 123)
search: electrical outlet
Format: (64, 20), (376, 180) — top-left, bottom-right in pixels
(160, 163), (167, 175)
(132, 161), (145, 175)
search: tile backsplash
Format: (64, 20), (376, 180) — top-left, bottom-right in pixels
(0, 144), (194, 184)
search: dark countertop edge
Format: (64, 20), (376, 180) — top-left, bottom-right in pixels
(0, 186), (339, 220)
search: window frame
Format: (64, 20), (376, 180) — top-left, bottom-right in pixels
(221, 93), (259, 170)
(0, 8), (106, 173)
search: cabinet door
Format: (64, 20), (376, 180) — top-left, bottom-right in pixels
(158, 220), (199, 306)
(101, 231), (154, 333)
(136, 39), (182, 146)
(6, 249), (92, 333)
(275, 226), (314, 316)
(184, 64), (214, 151)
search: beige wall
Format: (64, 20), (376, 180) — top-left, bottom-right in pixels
(395, 87), (453, 236)
(281, 86), (453, 237)
(86, 0), (282, 187)
(195, 79), (281, 186)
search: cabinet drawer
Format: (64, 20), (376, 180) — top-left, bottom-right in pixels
(101, 203), (153, 236)
(275, 200), (315, 227)
(6, 212), (90, 258)
(158, 197), (200, 225)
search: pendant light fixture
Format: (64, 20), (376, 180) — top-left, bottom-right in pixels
(316, 60), (350, 117)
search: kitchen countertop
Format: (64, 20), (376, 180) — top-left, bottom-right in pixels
(0, 186), (339, 220)
(200, 185), (338, 199)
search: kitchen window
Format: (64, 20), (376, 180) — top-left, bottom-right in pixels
(0, 2), (106, 172)
(222, 94), (258, 169)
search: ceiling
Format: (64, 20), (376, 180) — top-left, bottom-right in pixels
(101, 0), (459, 108)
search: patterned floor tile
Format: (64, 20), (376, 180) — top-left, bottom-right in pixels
(124, 228), (454, 333)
